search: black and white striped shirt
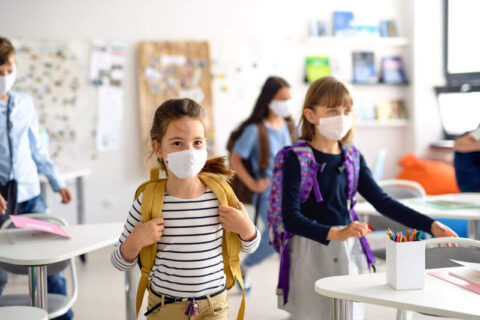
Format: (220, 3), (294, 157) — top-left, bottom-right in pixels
(111, 189), (260, 298)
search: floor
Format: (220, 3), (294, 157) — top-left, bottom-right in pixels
(3, 246), (457, 320)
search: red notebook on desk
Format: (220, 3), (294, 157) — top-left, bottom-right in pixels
(429, 268), (480, 295)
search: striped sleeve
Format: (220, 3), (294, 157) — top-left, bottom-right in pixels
(111, 193), (143, 271)
(239, 227), (261, 253)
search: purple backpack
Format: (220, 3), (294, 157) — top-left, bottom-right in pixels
(267, 141), (376, 305)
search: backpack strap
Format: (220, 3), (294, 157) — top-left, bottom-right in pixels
(135, 168), (166, 316)
(150, 166), (160, 181)
(257, 122), (269, 173)
(198, 173), (246, 320)
(286, 117), (297, 143)
(341, 143), (360, 202)
(341, 144), (376, 272)
(292, 141), (324, 203)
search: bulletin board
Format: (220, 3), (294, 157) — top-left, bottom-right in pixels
(11, 39), (95, 172)
(137, 41), (213, 169)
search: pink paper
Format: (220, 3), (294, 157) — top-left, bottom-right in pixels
(10, 216), (71, 238)
(429, 270), (480, 295)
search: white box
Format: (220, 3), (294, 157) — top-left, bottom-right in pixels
(386, 237), (425, 290)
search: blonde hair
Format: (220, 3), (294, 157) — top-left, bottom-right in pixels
(299, 76), (354, 143)
(150, 98), (234, 178)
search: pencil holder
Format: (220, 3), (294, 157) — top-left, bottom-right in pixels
(386, 237), (425, 290)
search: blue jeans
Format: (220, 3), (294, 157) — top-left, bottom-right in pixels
(0, 194), (73, 320)
(242, 191), (276, 269)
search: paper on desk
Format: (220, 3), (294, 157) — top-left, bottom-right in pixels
(7, 228), (63, 244)
(451, 259), (480, 272)
(10, 216), (71, 238)
(413, 199), (480, 209)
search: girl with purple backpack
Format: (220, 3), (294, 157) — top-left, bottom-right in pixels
(276, 76), (457, 320)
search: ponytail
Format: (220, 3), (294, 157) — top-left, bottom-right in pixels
(201, 156), (234, 180)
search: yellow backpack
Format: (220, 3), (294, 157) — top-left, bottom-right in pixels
(133, 167), (246, 319)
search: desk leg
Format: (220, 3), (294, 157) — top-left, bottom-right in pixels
(125, 269), (137, 320)
(76, 177), (87, 263)
(468, 220), (479, 240)
(330, 298), (353, 320)
(76, 176), (85, 225)
(28, 266), (48, 311)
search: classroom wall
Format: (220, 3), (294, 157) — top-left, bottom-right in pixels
(411, 0), (446, 156)
(0, 0), (444, 223)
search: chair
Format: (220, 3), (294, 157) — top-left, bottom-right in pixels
(0, 214), (78, 319)
(365, 179), (426, 260)
(397, 237), (480, 320)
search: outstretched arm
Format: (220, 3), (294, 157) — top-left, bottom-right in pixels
(454, 132), (480, 152)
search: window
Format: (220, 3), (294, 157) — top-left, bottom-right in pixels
(444, 0), (480, 86)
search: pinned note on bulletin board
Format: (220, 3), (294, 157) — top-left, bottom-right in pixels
(137, 41), (213, 169)
(11, 39), (95, 171)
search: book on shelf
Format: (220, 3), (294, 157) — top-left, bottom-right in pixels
(355, 103), (377, 121)
(375, 99), (407, 121)
(379, 20), (397, 37)
(380, 56), (407, 84)
(333, 11), (354, 37)
(352, 51), (377, 84)
(390, 99), (407, 119)
(305, 56), (330, 83)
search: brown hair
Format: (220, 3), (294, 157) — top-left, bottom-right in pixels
(150, 98), (234, 178)
(227, 76), (293, 150)
(0, 37), (15, 65)
(299, 76), (354, 143)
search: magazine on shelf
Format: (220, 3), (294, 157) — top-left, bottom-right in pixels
(352, 51), (377, 84)
(380, 56), (407, 84)
(305, 56), (330, 83)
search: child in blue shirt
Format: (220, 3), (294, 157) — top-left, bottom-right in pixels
(280, 76), (457, 320)
(0, 37), (72, 320)
(229, 76), (296, 290)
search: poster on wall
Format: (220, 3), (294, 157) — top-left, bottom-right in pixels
(11, 39), (95, 171)
(137, 41), (213, 169)
(90, 40), (126, 152)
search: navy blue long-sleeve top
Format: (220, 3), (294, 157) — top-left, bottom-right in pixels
(282, 146), (435, 245)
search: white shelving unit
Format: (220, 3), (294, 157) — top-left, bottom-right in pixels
(303, 34), (413, 178)
(305, 36), (410, 47)
(356, 119), (409, 128)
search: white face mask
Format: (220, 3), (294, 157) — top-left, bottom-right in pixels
(269, 100), (291, 118)
(0, 67), (16, 94)
(164, 149), (208, 179)
(316, 115), (353, 141)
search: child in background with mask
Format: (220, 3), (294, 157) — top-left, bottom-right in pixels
(228, 76), (296, 291)
(111, 98), (260, 320)
(279, 76), (457, 320)
(0, 37), (73, 320)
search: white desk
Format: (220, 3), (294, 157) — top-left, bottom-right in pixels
(315, 267), (480, 320)
(355, 193), (480, 239)
(0, 222), (122, 311)
(0, 306), (48, 320)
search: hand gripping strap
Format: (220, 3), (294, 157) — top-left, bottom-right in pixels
(198, 173), (245, 320)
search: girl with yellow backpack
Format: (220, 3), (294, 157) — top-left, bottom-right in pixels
(111, 98), (260, 320)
